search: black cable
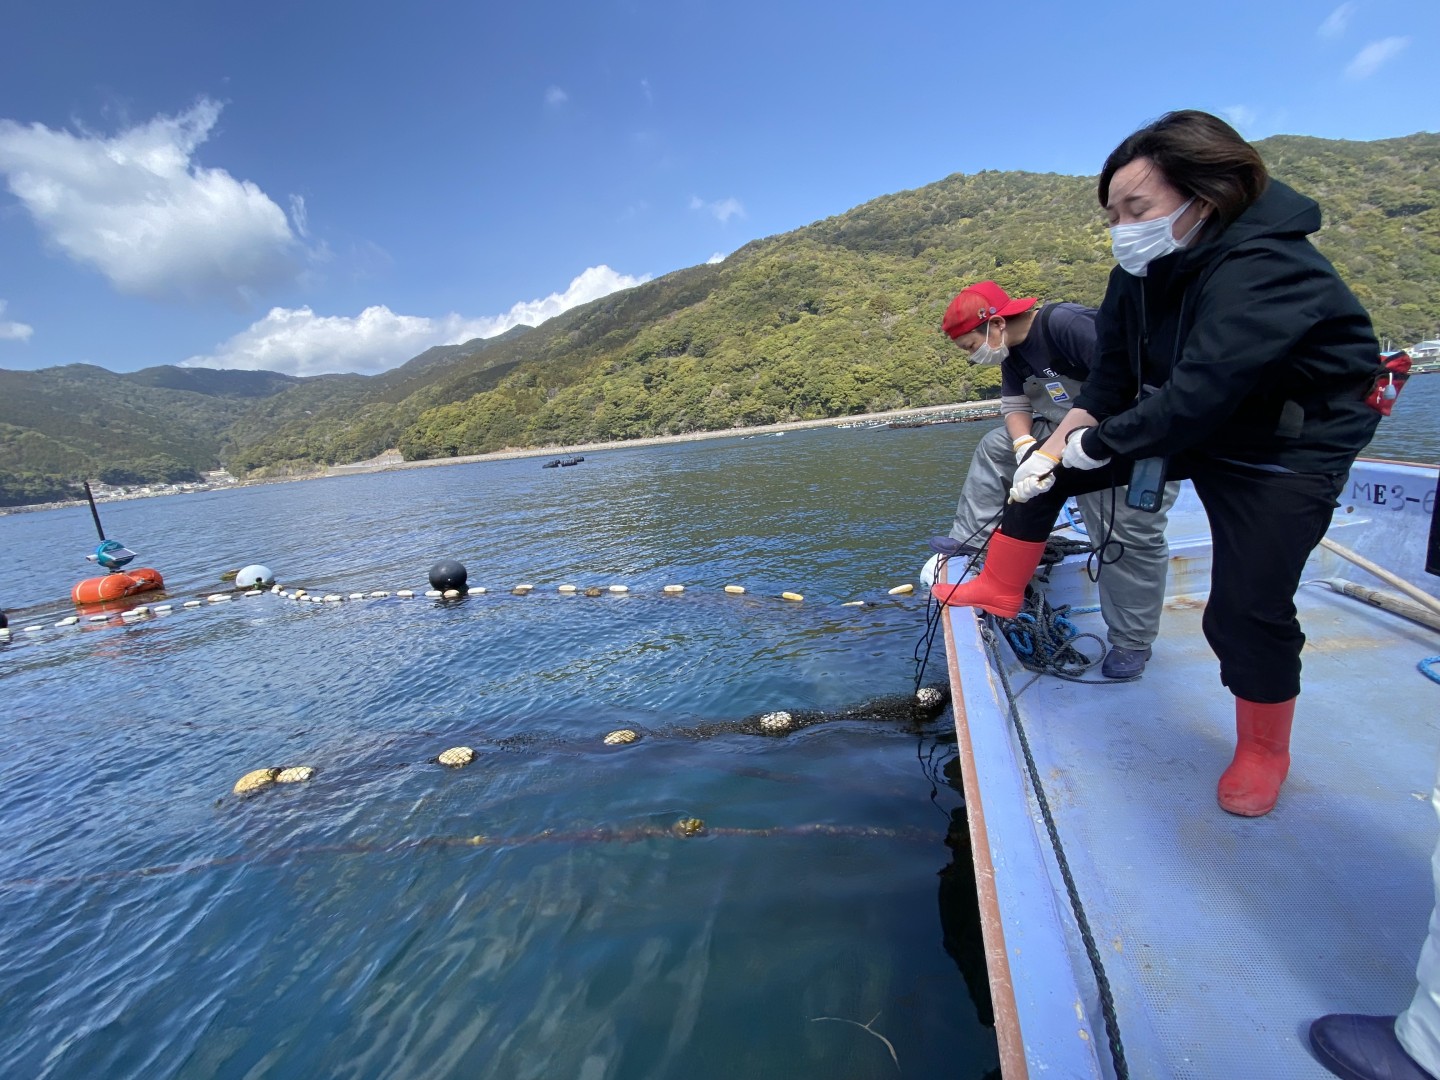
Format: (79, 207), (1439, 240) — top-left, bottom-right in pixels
(912, 505), (1004, 692)
(1084, 480), (1127, 584)
(911, 507), (1002, 818)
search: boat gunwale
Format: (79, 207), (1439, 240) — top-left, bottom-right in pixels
(941, 557), (1030, 1080)
(943, 555), (1110, 1078)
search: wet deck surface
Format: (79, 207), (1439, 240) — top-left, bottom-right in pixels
(946, 468), (1440, 1078)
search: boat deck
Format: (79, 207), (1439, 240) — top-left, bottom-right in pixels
(943, 460), (1440, 1079)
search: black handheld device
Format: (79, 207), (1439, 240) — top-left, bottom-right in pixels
(1125, 456), (1168, 512)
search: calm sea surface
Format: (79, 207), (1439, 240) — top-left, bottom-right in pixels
(1, 376), (1436, 1080)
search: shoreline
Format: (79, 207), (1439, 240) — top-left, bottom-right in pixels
(323, 398), (1002, 475)
(1, 399), (1000, 514)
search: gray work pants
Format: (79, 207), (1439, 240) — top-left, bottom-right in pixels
(948, 420), (1177, 651)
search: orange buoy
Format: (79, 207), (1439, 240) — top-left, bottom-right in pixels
(71, 568), (165, 606)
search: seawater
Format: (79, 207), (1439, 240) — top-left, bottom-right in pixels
(1, 376), (1436, 1080)
(0, 421), (1000, 1080)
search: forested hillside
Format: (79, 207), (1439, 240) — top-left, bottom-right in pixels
(2, 130), (1436, 504)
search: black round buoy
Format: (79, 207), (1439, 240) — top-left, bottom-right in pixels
(428, 559), (468, 593)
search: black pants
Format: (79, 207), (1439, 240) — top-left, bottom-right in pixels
(1003, 456), (1342, 703)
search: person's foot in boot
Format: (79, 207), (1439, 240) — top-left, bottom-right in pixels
(1218, 696), (1295, 817)
(1101, 645), (1151, 679)
(930, 533), (1047, 619)
(1310, 1014), (1438, 1080)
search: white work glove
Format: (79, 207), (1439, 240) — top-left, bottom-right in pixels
(1009, 449), (1059, 503)
(1061, 427), (1110, 471)
(1011, 434), (1037, 464)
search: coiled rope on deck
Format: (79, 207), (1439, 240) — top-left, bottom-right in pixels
(914, 533), (1109, 690)
(980, 615), (1130, 1080)
(994, 589), (1107, 682)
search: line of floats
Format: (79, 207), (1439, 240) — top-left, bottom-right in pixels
(227, 685), (948, 805)
(4, 562), (945, 820)
(37, 543), (943, 810)
(0, 479), (915, 641)
(1, 560), (920, 641)
(0, 480), (954, 817)
(4, 533), (921, 649)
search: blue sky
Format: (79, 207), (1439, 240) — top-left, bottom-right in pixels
(0, 0), (1434, 377)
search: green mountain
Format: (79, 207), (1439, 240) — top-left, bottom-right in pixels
(2, 130), (1437, 506)
(0, 364), (307, 504)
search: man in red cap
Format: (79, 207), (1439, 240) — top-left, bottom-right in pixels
(930, 280), (1176, 678)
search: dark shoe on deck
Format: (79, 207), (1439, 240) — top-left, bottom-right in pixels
(1101, 645), (1152, 679)
(928, 536), (983, 558)
(1310, 1014), (1438, 1080)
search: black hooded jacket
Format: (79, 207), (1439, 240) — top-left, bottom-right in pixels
(1074, 179), (1381, 475)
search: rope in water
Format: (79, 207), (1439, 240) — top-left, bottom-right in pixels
(980, 616), (1130, 1079)
(0, 822), (937, 894)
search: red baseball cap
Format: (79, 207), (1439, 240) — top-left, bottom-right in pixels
(942, 281), (1037, 339)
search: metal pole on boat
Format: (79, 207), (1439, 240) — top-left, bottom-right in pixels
(82, 480), (106, 541)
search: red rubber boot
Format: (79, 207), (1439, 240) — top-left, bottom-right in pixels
(1218, 697), (1295, 817)
(930, 532), (1047, 619)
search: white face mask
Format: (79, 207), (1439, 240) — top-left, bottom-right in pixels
(1109, 197), (1204, 277)
(968, 323), (1008, 366)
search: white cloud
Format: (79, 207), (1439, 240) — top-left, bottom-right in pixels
(689, 195), (745, 223)
(0, 299), (33, 341)
(1318, 2), (1357, 39)
(706, 251), (726, 264)
(1346, 36), (1410, 79)
(545, 86), (568, 107)
(184, 265), (649, 376)
(1220, 105), (1258, 134)
(289, 193), (309, 239)
(0, 98), (302, 303)
(640, 78), (653, 104)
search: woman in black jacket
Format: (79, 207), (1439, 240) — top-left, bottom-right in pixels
(933, 110), (1383, 817)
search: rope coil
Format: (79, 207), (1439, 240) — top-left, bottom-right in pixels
(994, 589), (1106, 682)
